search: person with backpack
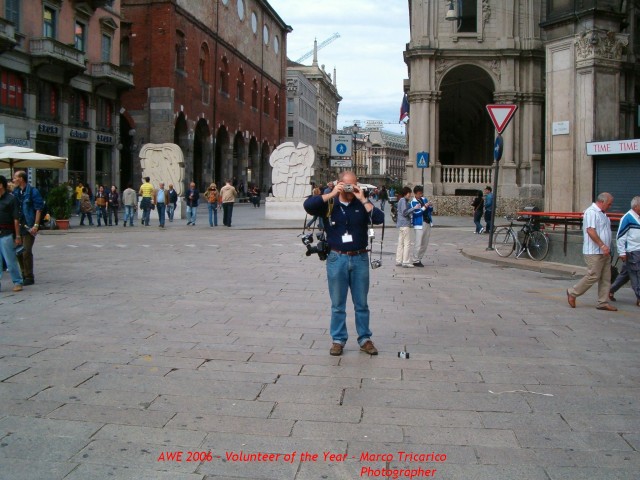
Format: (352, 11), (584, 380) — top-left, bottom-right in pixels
(206, 183), (219, 227)
(11, 171), (44, 286)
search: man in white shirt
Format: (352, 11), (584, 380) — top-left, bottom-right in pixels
(615, 195), (640, 307)
(567, 192), (617, 311)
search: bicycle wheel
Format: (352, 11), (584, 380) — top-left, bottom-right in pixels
(493, 227), (515, 257)
(526, 230), (549, 261)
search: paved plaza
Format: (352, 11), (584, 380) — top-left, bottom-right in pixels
(1, 203), (639, 480)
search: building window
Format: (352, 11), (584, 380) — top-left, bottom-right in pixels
(101, 34), (112, 62)
(274, 94), (280, 120)
(263, 86), (270, 115)
(287, 98), (294, 115)
(96, 97), (113, 131)
(43, 5), (57, 38)
(220, 56), (229, 94)
(251, 79), (258, 109)
(120, 37), (131, 65)
(287, 120), (294, 137)
(199, 43), (209, 84)
(70, 91), (88, 127)
(237, 68), (245, 102)
(459, 0), (477, 33)
(176, 31), (186, 71)
(6, 0), (20, 31)
(0, 70), (24, 112)
(75, 21), (86, 52)
(37, 81), (58, 120)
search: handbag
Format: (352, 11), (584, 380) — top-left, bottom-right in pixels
(150, 203), (155, 210)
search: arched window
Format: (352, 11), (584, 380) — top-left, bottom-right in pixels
(120, 36), (130, 65)
(263, 86), (270, 116)
(237, 68), (245, 102)
(251, 79), (258, 109)
(199, 43), (209, 84)
(70, 90), (88, 126)
(220, 56), (229, 94)
(274, 93), (280, 120)
(175, 30), (186, 71)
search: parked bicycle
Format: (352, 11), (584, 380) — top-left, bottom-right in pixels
(493, 215), (549, 261)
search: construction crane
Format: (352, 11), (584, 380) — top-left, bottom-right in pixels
(295, 32), (340, 64)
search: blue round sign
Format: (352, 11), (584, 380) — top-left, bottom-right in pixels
(494, 135), (503, 162)
(336, 143), (347, 155)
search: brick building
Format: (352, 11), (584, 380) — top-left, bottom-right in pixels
(120, 0), (291, 193)
(0, 0), (132, 195)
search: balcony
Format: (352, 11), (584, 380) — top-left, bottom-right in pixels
(90, 0), (115, 8)
(0, 18), (17, 52)
(90, 62), (134, 89)
(438, 164), (493, 195)
(30, 38), (86, 78)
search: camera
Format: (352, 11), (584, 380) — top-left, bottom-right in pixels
(343, 184), (354, 193)
(398, 351), (410, 359)
(370, 259), (382, 269)
(302, 232), (330, 261)
(15, 245), (24, 256)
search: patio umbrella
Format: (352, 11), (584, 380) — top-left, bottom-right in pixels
(0, 150), (67, 171)
(0, 145), (34, 155)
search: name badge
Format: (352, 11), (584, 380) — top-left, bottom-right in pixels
(341, 233), (353, 243)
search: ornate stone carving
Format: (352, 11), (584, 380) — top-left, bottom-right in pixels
(269, 142), (314, 198)
(482, 0), (491, 28)
(435, 59), (450, 83)
(489, 59), (500, 79)
(575, 30), (628, 61)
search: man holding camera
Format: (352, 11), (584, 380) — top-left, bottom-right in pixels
(303, 171), (384, 356)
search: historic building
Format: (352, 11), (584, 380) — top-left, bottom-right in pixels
(349, 123), (407, 187)
(285, 68), (317, 156)
(0, 0), (132, 194)
(119, 0), (290, 192)
(287, 42), (341, 185)
(404, 0), (639, 213)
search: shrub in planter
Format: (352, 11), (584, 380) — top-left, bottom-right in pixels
(46, 185), (73, 221)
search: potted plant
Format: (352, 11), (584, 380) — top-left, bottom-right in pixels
(46, 184), (73, 230)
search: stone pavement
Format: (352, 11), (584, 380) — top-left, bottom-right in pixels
(1, 203), (638, 480)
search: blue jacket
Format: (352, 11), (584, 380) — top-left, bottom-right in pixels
(409, 196), (433, 226)
(13, 184), (44, 228)
(304, 195), (384, 251)
(484, 193), (494, 212)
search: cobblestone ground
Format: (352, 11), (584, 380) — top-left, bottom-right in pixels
(0, 208), (638, 479)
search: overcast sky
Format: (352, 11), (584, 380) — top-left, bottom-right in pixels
(268, 0), (410, 134)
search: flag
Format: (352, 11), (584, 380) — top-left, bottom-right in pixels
(399, 94), (409, 123)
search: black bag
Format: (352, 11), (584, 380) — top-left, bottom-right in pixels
(150, 203), (155, 210)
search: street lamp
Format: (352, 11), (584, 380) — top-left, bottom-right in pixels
(352, 123), (371, 178)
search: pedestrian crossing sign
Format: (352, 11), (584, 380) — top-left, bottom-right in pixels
(417, 152), (429, 168)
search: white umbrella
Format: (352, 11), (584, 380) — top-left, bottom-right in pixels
(0, 145), (34, 155)
(0, 150), (67, 171)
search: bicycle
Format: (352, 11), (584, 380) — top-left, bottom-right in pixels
(493, 215), (549, 261)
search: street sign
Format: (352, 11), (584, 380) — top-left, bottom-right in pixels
(493, 135), (503, 162)
(331, 134), (352, 157)
(416, 151), (429, 168)
(330, 159), (352, 167)
(486, 104), (518, 134)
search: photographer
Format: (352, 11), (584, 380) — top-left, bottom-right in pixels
(303, 171), (384, 356)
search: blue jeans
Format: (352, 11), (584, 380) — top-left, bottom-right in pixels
(186, 205), (197, 224)
(473, 210), (483, 233)
(157, 203), (166, 226)
(167, 204), (175, 221)
(208, 203), (218, 226)
(141, 198), (152, 225)
(124, 205), (134, 226)
(326, 251), (372, 346)
(96, 206), (107, 226)
(0, 234), (23, 289)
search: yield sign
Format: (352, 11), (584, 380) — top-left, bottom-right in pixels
(486, 104), (518, 134)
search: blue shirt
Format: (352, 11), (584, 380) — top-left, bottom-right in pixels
(409, 196), (433, 227)
(484, 193), (494, 211)
(13, 184), (44, 228)
(156, 190), (165, 203)
(304, 196), (384, 251)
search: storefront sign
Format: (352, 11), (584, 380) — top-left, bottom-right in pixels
(6, 137), (30, 147)
(97, 134), (113, 143)
(586, 138), (640, 155)
(70, 129), (89, 140)
(38, 123), (59, 135)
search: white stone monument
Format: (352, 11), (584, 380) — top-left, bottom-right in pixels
(265, 142), (314, 220)
(138, 143), (186, 220)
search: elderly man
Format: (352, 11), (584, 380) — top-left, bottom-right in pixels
(567, 192), (617, 311)
(615, 195), (640, 307)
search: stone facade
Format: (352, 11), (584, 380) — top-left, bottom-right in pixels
(284, 69), (318, 164)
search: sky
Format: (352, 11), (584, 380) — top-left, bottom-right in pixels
(267, 0), (410, 135)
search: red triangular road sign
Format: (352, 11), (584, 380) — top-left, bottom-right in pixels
(486, 104), (518, 134)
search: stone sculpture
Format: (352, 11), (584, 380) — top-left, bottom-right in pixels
(269, 142), (314, 198)
(139, 143), (185, 196)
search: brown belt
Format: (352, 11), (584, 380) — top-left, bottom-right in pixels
(331, 248), (368, 256)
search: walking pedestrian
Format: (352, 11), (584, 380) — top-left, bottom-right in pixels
(206, 182), (219, 227)
(95, 185), (108, 226)
(154, 182), (169, 228)
(122, 184), (136, 227)
(107, 185), (119, 226)
(79, 187), (94, 226)
(567, 192), (617, 311)
(0, 175), (23, 292)
(379, 186), (389, 211)
(139, 177), (154, 226)
(220, 179), (238, 227)
(167, 184), (178, 222)
(614, 195), (640, 307)
(472, 191), (484, 234)
(185, 182), (199, 226)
